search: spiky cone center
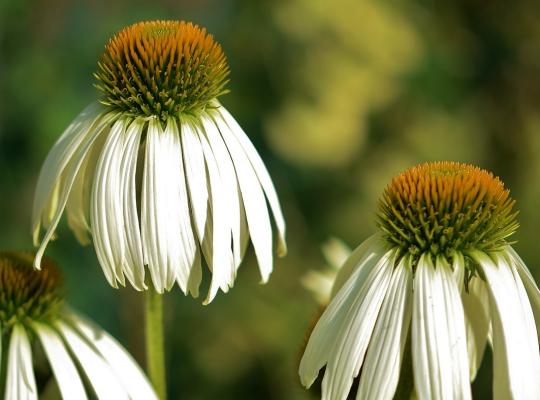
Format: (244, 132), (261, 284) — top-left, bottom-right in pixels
(95, 20), (230, 120)
(0, 252), (63, 330)
(378, 162), (518, 265)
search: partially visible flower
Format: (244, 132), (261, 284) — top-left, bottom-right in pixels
(299, 162), (540, 399)
(301, 238), (351, 305)
(0, 252), (156, 399)
(32, 20), (286, 303)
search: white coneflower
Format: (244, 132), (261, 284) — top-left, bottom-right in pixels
(0, 252), (156, 399)
(31, 20), (286, 303)
(299, 161), (540, 400)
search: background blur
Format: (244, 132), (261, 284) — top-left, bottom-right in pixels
(2, 0), (540, 398)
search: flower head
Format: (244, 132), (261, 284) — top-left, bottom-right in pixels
(0, 252), (156, 399)
(299, 162), (540, 400)
(32, 20), (286, 303)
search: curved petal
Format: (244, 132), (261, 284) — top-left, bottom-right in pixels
(216, 105), (287, 256)
(68, 314), (157, 400)
(34, 323), (87, 400)
(197, 124), (235, 303)
(215, 114), (273, 282)
(412, 254), (471, 400)
(5, 325), (37, 400)
(34, 111), (116, 270)
(356, 256), (413, 400)
(299, 247), (395, 400)
(472, 250), (540, 399)
(56, 321), (128, 400)
(90, 119), (127, 288)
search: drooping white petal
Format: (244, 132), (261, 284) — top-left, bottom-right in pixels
(215, 114), (273, 282)
(300, 248), (395, 400)
(216, 105), (287, 256)
(141, 119), (175, 293)
(181, 122), (208, 242)
(119, 119), (146, 290)
(5, 325), (37, 400)
(461, 275), (490, 381)
(412, 254), (471, 400)
(56, 321), (128, 400)
(90, 119), (127, 288)
(472, 250), (540, 399)
(32, 103), (104, 243)
(506, 246), (540, 342)
(356, 255), (413, 400)
(164, 119), (198, 295)
(34, 323), (87, 400)
(202, 115), (245, 269)
(197, 124), (235, 303)
(34, 112), (117, 270)
(69, 314), (157, 400)
(330, 234), (384, 298)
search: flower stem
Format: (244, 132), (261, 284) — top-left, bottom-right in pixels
(145, 289), (166, 399)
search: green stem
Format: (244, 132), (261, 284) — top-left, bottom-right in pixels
(145, 289), (166, 400)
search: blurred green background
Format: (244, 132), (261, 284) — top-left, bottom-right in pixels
(2, 0), (540, 398)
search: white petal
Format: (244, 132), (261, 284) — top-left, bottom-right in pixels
(32, 103), (103, 243)
(34, 111), (116, 270)
(330, 234), (384, 298)
(69, 314), (157, 400)
(56, 321), (129, 400)
(412, 254), (471, 400)
(356, 256), (413, 400)
(299, 248), (395, 400)
(163, 119), (198, 295)
(461, 276), (490, 381)
(216, 114), (273, 282)
(6, 325), (37, 400)
(217, 105), (287, 256)
(472, 250), (540, 399)
(34, 323), (87, 400)
(119, 119), (146, 290)
(197, 124), (235, 303)
(202, 115), (245, 269)
(90, 119), (127, 288)
(141, 119), (175, 293)
(506, 246), (540, 342)
(181, 122), (208, 242)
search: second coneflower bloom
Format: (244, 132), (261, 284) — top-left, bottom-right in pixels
(32, 20), (286, 302)
(299, 162), (540, 400)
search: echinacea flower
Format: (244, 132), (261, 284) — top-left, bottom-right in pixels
(31, 20), (286, 303)
(0, 252), (156, 399)
(299, 162), (540, 400)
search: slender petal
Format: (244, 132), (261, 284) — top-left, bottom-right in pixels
(34, 323), (87, 400)
(141, 119), (176, 293)
(32, 103), (104, 243)
(34, 112), (116, 270)
(412, 254), (471, 400)
(119, 119), (146, 290)
(69, 314), (157, 400)
(506, 246), (540, 342)
(181, 121), (208, 243)
(166, 119), (198, 295)
(90, 119), (127, 288)
(56, 321), (129, 400)
(356, 256), (413, 400)
(202, 115), (246, 269)
(472, 250), (540, 399)
(5, 325), (37, 400)
(215, 114), (273, 282)
(216, 105), (287, 256)
(197, 124), (235, 303)
(300, 248), (396, 400)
